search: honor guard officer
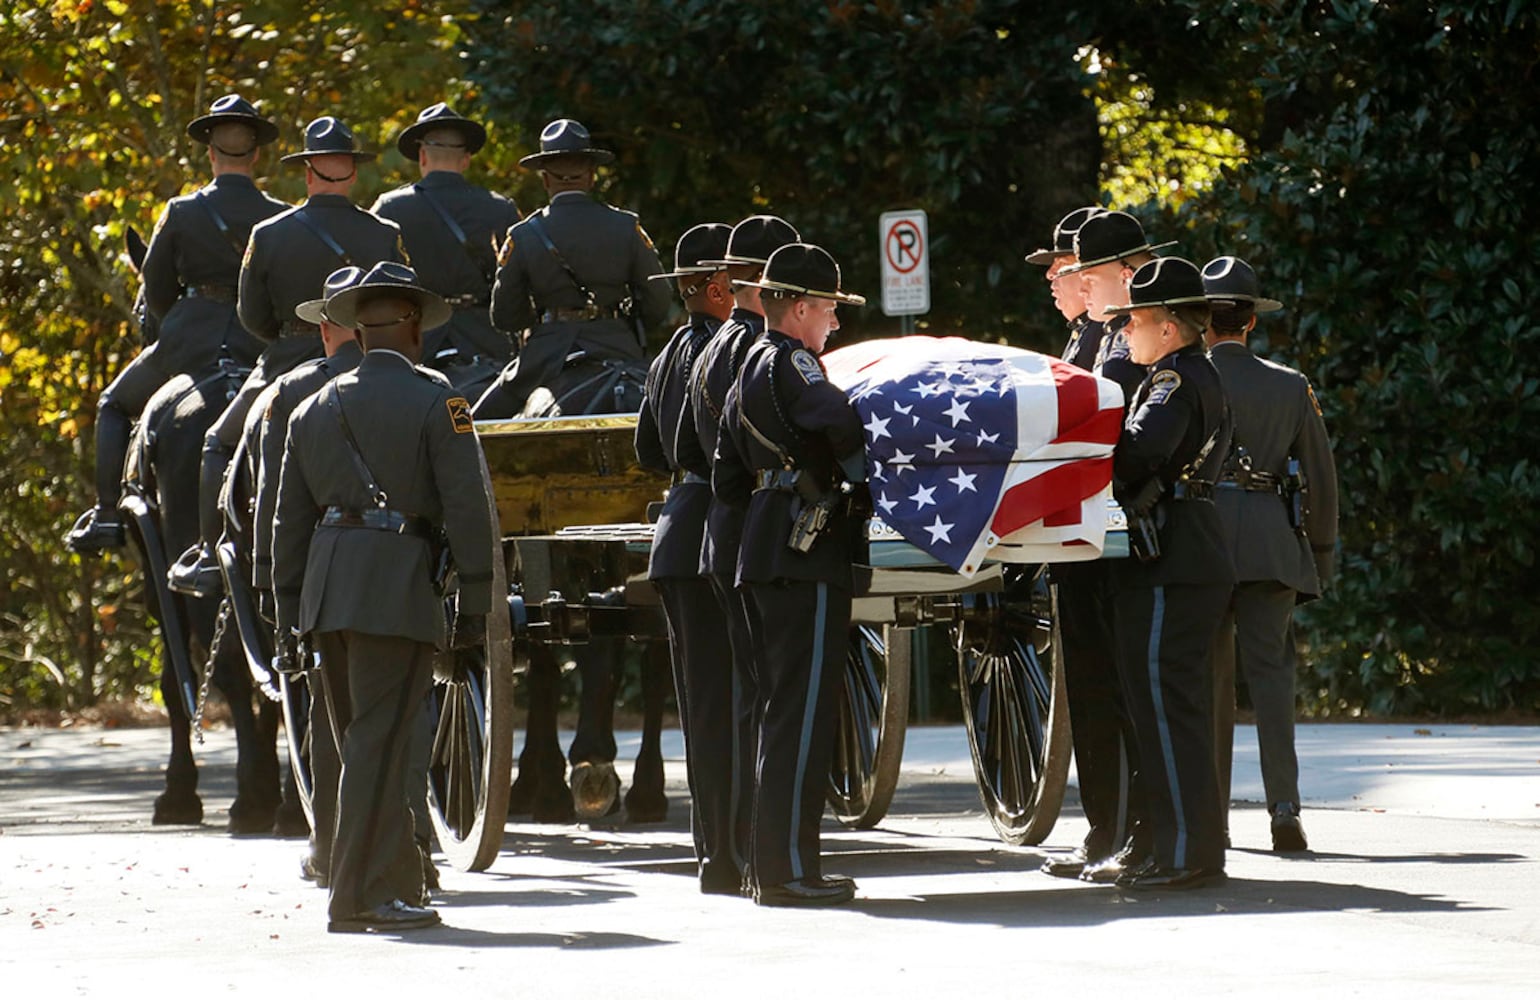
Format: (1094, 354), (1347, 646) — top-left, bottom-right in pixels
(66, 94), (287, 553)
(1027, 207), (1145, 881)
(1202, 256), (1339, 853)
(372, 103), (521, 394)
(473, 118), (671, 418)
(633, 223), (740, 894)
(1047, 208), (1176, 883)
(713, 244), (867, 908)
(272, 262), (494, 933)
(679, 214), (801, 882)
(241, 265), (366, 881)
(1103, 257), (1235, 891)
(171, 116), (406, 596)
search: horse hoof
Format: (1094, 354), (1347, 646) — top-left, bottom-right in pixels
(152, 791), (204, 826)
(227, 800), (278, 835)
(532, 793), (576, 824)
(624, 789), (669, 825)
(272, 804), (311, 838)
(571, 761), (620, 822)
(507, 775), (535, 817)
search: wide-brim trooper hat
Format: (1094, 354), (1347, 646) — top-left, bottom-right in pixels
(186, 94), (279, 147)
(651, 223), (733, 280)
(1025, 206), (1104, 266)
(1201, 256), (1283, 313)
(518, 118), (615, 168)
(323, 261), (452, 331)
(701, 215), (801, 269)
(280, 116), (377, 163)
(397, 102), (487, 159)
(1104, 257), (1211, 316)
(295, 265), (367, 325)
(733, 243), (866, 307)
(1059, 210), (1177, 275)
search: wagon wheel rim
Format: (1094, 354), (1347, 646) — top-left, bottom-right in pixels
(426, 450), (515, 872)
(827, 623), (911, 827)
(955, 567), (1070, 845)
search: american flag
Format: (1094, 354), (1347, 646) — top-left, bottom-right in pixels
(823, 336), (1124, 576)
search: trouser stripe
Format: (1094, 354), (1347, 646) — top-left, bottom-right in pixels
(1146, 586), (1188, 868)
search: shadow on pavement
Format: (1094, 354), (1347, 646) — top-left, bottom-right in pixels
(392, 927), (673, 949)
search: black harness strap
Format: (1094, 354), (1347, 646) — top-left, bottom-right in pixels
(525, 212), (595, 307)
(323, 383), (387, 508)
(195, 191), (246, 255)
(413, 183), (495, 286)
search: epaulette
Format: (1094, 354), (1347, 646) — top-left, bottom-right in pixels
(413, 365), (453, 387)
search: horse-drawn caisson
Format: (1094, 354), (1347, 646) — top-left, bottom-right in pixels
(423, 336), (1129, 872)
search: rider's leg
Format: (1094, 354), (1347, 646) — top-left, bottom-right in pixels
(67, 348), (167, 552)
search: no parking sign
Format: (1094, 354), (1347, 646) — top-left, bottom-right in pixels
(879, 209), (930, 317)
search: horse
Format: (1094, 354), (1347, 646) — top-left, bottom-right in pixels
(502, 349), (672, 825)
(119, 359), (304, 834)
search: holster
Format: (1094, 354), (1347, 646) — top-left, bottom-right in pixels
(1284, 458), (1309, 532)
(1123, 476), (1166, 563)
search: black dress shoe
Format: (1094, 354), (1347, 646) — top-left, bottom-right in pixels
(754, 878), (855, 908)
(1121, 866), (1227, 892)
(814, 873), (857, 892)
(1041, 847), (1091, 879)
(1082, 843), (1152, 885)
(700, 868), (745, 896)
(327, 899), (442, 933)
(1271, 804), (1309, 852)
(299, 853), (329, 888)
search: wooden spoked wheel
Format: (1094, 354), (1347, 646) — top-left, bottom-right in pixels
(827, 624), (912, 828)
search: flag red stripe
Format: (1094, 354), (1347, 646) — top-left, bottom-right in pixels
(1049, 360), (1099, 444)
(991, 457), (1111, 537)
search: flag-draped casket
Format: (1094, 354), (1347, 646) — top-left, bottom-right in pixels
(823, 336), (1125, 577)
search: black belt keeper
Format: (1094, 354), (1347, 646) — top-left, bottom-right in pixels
(185, 284), (237, 303)
(1171, 480), (1216, 502)
(321, 506), (436, 539)
(279, 320), (320, 338)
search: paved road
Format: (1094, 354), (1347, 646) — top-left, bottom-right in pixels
(2, 723), (1537, 997)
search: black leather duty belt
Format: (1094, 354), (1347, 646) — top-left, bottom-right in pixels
(1218, 469), (1283, 493)
(321, 506), (435, 540)
(1171, 480), (1216, 502)
(278, 320), (320, 338)
(184, 284), (237, 303)
(443, 294), (491, 310)
(540, 305), (625, 323)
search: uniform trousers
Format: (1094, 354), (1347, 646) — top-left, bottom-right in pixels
(745, 580), (850, 888)
(308, 662), (340, 875)
(1113, 582), (1229, 872)
(658, 576), (745, 885)
(316, 630), (433, 921)
(1054, 561), (1140, 859)
(1212, 581), (1301, 813)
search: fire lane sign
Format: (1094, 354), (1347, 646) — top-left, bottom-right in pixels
(880, 209), (930, 317)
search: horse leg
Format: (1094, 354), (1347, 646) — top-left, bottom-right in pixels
(623, 638), (670, 823)
(218, 639), (280, 835)
(153, 632), (203, 825)
(509, 645), (575, 823)
(568, 638), (621, 821)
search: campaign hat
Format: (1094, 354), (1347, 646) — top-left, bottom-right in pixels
(397, 102), (487, 159)
(294, 266), (366, 325)
(518, 118), (614, 168)
(323, 261), (451, 331)
(701, 215), (801, 269)
(651, 223), (733, 280)
(1059, 210), (1176, 275)
(733, 243), (866, 307)
(1201, 256), (1283, 313)
(1103, 258), (1211, 316)
(280, 116), (376, 163)
(1024, 206), (1104, 265)
(186, 94), (278, 148)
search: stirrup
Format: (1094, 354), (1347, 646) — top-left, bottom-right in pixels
(168, 544), (223, 598)
(65, 507), (126, 554)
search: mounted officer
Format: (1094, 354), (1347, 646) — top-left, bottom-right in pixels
(272, 261), (494, 933)
(66, 94), (287, 553)
(677, 214), (801, 886)
(372, 103), (521, 394)
(634, 222), (738, 894)
(473, 117), (671, 418)
(1203, 256), (1339, 853)
(170, 115), (406, 596)
(1104, 257), (1235, 891)
(712, 243), (868, 908)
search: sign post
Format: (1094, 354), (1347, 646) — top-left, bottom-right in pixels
(879, 209), (930, 334)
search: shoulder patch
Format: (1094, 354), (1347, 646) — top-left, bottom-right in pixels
(446, 397), (475, 434)
(395, 233), (411, 266)
(791, 348), (825, 385)
(1145, 368), (1182, 407)
(1306, 381), (1323, 417)
(497, 230), (515, 267)
(635, 221), (655, 252)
